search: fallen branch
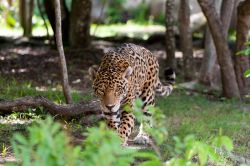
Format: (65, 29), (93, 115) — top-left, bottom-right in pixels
(0, 96), (101, 117)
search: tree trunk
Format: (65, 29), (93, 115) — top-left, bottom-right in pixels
(235, 0), (250, 95)
(55, 0), (73, 104)
(178, 0), (194, 80)
(165, 0), (176, 70)
(19, 0), (34, 37)
(198, 0), (240, 98)
(199, 0), (221, 85)
(199, 27), (217, 85)
(44, 0), (70, 44)
(220, 0), (235, 38)
(37, 0), (50, 39)
(69, 0), (91, 48)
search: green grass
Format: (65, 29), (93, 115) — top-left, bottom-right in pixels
(157, 89), (250, 155)
(0, 77), (92, 103)
(0, 21), (164, 39)
(91, 22), (164, 39)
(0, 77), (249, 159)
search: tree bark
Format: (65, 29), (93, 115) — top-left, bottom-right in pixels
(199, 0), (221, 86)
(44, 0), (70, 44)
(198, 0), (240, 98)
(165, 0), (176, 70)
(55, 0), (73, 104)
(0, 96), (100, 116)
(178, 0), (194, 80)
(69, 0), (92, 48)
(19, 0), (34, 37)
(220, 0), (235, 38)
(37, 0), (50, 40)
(235, 0), (250, 95)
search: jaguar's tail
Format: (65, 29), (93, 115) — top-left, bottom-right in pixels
(155, 68), (175, 96)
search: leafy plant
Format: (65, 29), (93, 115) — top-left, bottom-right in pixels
(9, 117), (80, 166)
(166, 134), (233, 166)
(131, 0), (149, 24)
(8, 101), (234, 166)
(236, 41), (250, 77)
(106, 0), (127, 23)
(1, 143), (10, 158)
(7, 117), (138, 166)
(82, 123), (137, 166)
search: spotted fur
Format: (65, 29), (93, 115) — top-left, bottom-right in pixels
(89, 43), (175, 145)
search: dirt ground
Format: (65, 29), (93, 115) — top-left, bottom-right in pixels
(0, 36), (205, 92)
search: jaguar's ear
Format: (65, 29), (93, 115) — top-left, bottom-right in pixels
(122, 66), (133, 80)
(88, 65), (99, 81)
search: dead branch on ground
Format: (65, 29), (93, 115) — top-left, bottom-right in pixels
(0, 96), (101, 117)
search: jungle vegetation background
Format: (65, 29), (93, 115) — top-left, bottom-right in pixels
(0, 0), (249, 165)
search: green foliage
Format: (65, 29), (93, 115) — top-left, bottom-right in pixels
(236, 41), (250, 78)
(8, 103), (234, 166)
(8, 114), (233, 166)
(166, 134), (233, 166)
(1, 143), (10, 158)
(7, 117), (138, 166)
(82, 123), (136, 166)
(0, 2), (19, 28)
(131, 1), (150, 24)
(244, 69), (250, 77)
(106, 0), (127, 24)
(6, 14), (16, 27)
(153, 13), (165, 25)
(9, 117), (80, 166)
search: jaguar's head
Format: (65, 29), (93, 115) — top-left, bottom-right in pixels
(88, 65), (133, 114)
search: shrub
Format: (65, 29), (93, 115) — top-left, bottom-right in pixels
(7, 100), (233, 166)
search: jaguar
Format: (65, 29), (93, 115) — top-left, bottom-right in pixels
(89, 43), (175, 145)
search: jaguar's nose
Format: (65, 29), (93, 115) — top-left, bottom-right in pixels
(106, 104), (115, 110)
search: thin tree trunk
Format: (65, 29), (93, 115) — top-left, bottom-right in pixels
(235, 0), (250, 95)
(37, 0), (50, 40)
(44, 0), (70, 44)
(220, 0), (235, 38)
(199, 0), (221, 85)
(69, 0), (91, 48)
(165, 0), (176, 70)
(19, 0), (34, 37)
(198, 0), (240, 98)
(178, 0), (194, 80)
(199, 27), (217, 85)
(199, 0), (234, 86)
(54, 0), (72, 104)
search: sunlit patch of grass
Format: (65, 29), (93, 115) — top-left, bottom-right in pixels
(0, 77), (92, 103)
(91, 22), (164, 39)
(157, 89), (250, 155)
(0, 21), (164, 39)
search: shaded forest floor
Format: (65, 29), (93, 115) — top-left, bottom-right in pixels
(0, 37), (249, 165)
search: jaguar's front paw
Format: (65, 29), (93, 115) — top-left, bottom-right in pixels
(133, 134), (151, 145)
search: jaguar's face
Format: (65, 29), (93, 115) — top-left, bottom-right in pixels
(89, 66), (133, 114)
